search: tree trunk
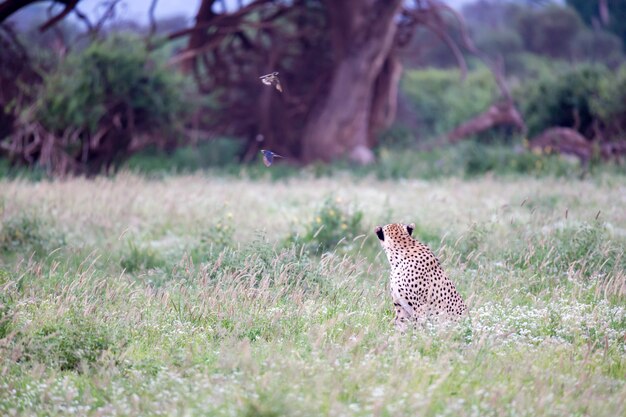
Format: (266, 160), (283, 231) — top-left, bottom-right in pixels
(301, 0), (402, 164)
(369, 53), (403, 148)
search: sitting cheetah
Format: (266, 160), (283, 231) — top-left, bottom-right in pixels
(375, 223), (467, 330)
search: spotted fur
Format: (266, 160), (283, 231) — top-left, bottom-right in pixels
(375, 223), (467, 330)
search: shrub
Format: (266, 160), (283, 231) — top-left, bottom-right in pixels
(571, 30), (624, 68)
(290, 197), (365, 254)
(0, 269), (12, 339)
(373, 141), (579, 180)
(591, 66), (626, 140)
(125, 138), (244, 173)
(120, 240), (166, 273)
(24, 313), (114, 371)
(0, 211), (65, 255)
(402, 67), (497, 138)
(37, 35), (189, 135)
(515, 6), (584, 59)
(505, 53), (570, 80)
(567, 0), (626, 48)
(518, 65), (608, 138)
(11, 34), (194, 174)
(190, 213), (236, 263)
(474, 29), (524, 62)
(461, 142), (577, 177)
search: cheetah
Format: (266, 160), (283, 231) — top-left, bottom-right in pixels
(375, 223), (467, 330)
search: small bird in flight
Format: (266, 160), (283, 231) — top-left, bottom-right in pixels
(259, 72), (283, 92)
(260, 149), (284, 167)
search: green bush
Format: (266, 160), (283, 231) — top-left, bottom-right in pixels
(0, 211), (65, 255)
(506, 53), (570, 80)
(515, 6), (584, 59)
(36, 35), (189, 136)
(518, 64), (626, 141)
(571, 30), (624, 68)
(567, 0), (626, 48)
(373, 142), (579, 180)
(0, 269), (12, 339)
(125, 138), (244, 173)
(24, 313), (114, 371)
(474, 29), (524, 63)
(289, 197), (365, 254)
(402, 67), (497, 138)
(518, 65), (608, 138)
(120, 241), (166, 273)
(591, 66), (626, 140)
(190, 214), (236, 263)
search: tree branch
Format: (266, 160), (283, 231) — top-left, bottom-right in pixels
(148, 0), (158, 38)
(40, 0), (80, 31)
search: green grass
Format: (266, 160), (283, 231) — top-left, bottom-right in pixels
(0, 173), (624, 416)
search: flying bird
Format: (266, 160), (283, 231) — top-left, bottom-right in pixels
(259, 72), (283, 92)
(260, 150), (284, 167)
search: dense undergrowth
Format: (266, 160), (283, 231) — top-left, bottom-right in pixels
(82, 139), (622, 181)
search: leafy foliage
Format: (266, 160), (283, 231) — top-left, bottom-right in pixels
(120, 240), (166, 273)
(190, 213), (236, 262)
(402, 67), (497, 137)
(567, 0), (626, 46)
(373, 142), (582, 179)
(0, 211), (65, 256)
(0, 269), (12, 339)
(291, 197), (365, 254)
(125, 139), (244, 173)
(591, 66), (626, 140)
(515, 6), (584, 59)
(2, 35), (194, 174)
(517, 65), (608, 138)
(36, 35), (189, 135)
(571, 30), (624, 68)
(474, 28), (524, 64)
(23, 312), (115, 371)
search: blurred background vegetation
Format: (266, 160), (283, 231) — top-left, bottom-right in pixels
(1, 0), (625, 178)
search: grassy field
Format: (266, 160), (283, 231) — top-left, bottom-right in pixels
(0, 172), (625, 416)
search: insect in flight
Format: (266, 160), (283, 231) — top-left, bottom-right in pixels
(259, 72), (283, 92)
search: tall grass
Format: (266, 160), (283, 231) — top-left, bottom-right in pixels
(0, 173), (624, 416)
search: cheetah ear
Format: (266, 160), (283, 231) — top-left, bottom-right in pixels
(375, 226), (384, 241)
(406, 223), (415, 236)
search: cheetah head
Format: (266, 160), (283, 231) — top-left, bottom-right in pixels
(374, 223), (415, 250)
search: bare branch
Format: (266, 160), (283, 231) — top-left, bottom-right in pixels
(40, 0), (80, 31)
(432, 0), (513, 101)
(148, 0), (159, 39)
(72, 7), (95, 33)
(168, 0), (277, 41)
(92, 0), (122, 34)
(421, 19), (468, 80)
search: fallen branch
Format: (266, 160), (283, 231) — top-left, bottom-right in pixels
(447, 101), (525, 143)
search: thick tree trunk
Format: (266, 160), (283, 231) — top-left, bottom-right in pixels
(369, 54), (403, 148)
(301, 0), (402, 164)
